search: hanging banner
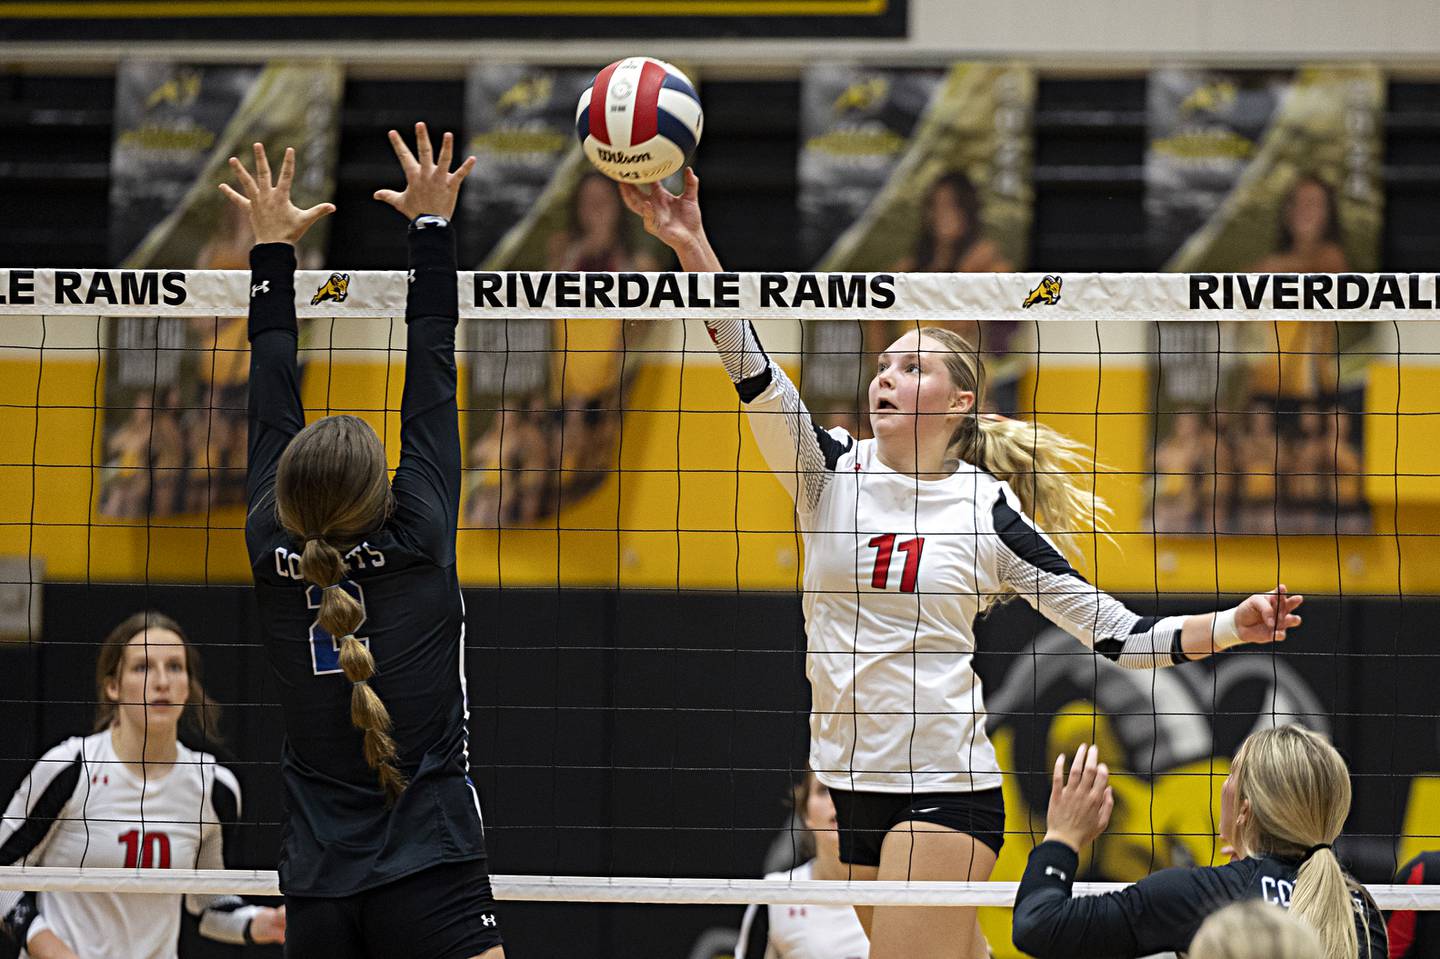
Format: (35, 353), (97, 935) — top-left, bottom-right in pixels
(1146, 66), (1384, 536)
(99, 61), (342, 521)
(798, 62), (1034, 426)
(461, 64), (676, 529)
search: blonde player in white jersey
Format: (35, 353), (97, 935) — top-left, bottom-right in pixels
(0, 611), (284, 959)
(737, 772), (868, 959)
(621, 170), (1305, 959)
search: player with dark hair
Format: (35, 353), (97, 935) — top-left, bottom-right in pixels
(1012, 728), (1386, 959)
(1, 610), (284, 959)
(222, 125), (503, 958)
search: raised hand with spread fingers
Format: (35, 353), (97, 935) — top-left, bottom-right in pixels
(373, 121), (476, 222)
(218, 142), (335, 246)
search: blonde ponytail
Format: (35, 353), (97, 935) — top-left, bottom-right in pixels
(277, 415), (405, 804)
(1291, 847), (1362, 959)
(1231, 726), (1367, 959)
(918, 326), (1111, 544)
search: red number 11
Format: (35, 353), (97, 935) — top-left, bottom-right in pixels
(868, 534), (925, 593)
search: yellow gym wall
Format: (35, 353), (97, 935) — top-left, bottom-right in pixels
(2, 330), (1439, 593)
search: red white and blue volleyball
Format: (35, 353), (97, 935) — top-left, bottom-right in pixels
(576, 57), (702, 184)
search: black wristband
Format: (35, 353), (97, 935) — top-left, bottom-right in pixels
(247, 243), (298, 339)
(406, 220), (458, 320)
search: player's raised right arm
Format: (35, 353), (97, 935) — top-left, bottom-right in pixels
(620, 171), (849, 512)
(219, 143), (334, 510)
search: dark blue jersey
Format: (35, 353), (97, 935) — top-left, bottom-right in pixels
(243, 230), (484, 897)
(1013, 840), (1387, 958)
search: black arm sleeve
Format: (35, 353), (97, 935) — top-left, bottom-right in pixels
(389, 222), (461, 564)
(1013, 841), (1241, 958)
(244, 243), (304, 515)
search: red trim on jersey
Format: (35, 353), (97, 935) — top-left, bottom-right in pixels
(1388, 859), (1427, 956)
(589, 62), (618, 146)
(630, 59), (665, 145)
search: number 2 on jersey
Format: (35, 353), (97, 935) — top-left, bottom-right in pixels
(306, 581), (369, 676)
(868, 534), (924, 592)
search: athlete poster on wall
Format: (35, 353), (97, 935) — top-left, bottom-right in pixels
(99, 61), (342, 520)
(461, 64), (674, 529)
(798, 62), (1034, 429)
(1146, 66), (1384, 535)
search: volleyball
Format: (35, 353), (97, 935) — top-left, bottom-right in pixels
(575, 57), (702, 184)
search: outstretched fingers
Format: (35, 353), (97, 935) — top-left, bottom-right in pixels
(388, 129), (419, 174)
(436, 129), (453, 174)
(217, 182), (250, 210)
(277, 146), (296, 193)
(252, 141), (273, 188)
(227, 155), (260, 197)
(414, 121), (434, 168)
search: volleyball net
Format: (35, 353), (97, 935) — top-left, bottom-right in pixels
(3, 269), (1440, 941)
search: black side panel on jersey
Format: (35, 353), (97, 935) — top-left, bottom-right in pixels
(210, 775), (240, 864)
(991, 493), (1086, 582)
(811, 424), (854, 471)
(0, 752), (81, 864)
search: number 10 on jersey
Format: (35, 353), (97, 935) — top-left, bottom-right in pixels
(868, 534), (924, 592)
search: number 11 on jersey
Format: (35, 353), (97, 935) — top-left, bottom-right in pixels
(868, 534), (925, 592)
(306, 581), (369, 675)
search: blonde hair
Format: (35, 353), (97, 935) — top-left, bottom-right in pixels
(1189, 901), (1324, 959)
(920, 327), (1110, 565)
(276, 414), (406, 803)
(1231, 725), (1364, 959)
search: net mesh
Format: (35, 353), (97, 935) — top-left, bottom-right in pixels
(3, 270), (1440, 942)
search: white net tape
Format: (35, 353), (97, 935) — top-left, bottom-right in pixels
(4, 868), (1440, 910)
(0, 269), (1435, 320)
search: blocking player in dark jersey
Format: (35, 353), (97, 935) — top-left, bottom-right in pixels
(1012, 726), (1386, 959)
(0, 611), (285, 959)
(221, 126), (502, 958)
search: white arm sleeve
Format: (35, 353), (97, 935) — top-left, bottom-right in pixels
(187, 765), (259, 945)
(704, 316), (853, 514)
(989, 488), (1187, 670)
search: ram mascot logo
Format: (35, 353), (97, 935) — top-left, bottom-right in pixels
(1022, 274), (1062, 309)
(311, 273), (350, 306)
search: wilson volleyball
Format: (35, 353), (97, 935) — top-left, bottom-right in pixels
(575, 57), (702, 184)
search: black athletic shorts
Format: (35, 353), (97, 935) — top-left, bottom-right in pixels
(285, 858), (502, 959)
(829, 787), (1006, 866)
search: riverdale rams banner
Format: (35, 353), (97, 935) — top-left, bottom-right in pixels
(1145, 66), (1385, 537)
(5, 270), (1436, 320)
(798, 62), (1034, 423)
(101, 61), (343, 520)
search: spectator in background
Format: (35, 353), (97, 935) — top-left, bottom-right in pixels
(0, 611), (283, 959)
(737, 772), (869, 959)
(1245, 176), (1346, 406)
(890, 171), (1021, 414)
(1189, 901), (1325, 959)
(1388, 851), (1440, 958)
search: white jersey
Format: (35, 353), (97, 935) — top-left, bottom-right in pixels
(736, 860), (869, 959)
(0, 731), (259, 959)
(704, 317), (1188, 793)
